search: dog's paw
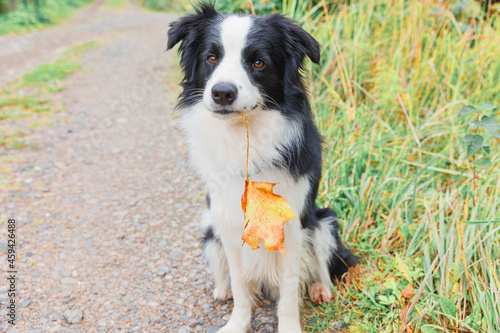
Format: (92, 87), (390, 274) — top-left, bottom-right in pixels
(217, 323), (250, 333)
(308, 282), (332, 305)
(213, 286), (232, 301)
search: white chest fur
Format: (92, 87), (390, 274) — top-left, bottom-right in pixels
(181, 105), (309, 285)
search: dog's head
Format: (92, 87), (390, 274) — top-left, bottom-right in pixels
(167, 2), (320, 118)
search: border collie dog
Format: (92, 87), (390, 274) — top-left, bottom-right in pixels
(167, 3), (356, 332)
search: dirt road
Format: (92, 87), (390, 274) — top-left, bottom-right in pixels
(0, 1), (283, 332)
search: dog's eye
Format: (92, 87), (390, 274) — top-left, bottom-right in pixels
(253, 59), (264, 69)
(207, 55), (218, 64)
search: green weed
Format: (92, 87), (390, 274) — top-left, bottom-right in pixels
(0, 131), (28, 149)
(139, 0), (190, 12)
(20, 41), (100, 86)
(104, 0), (130, 10)
(67, 40), (101, 56)
(22, 61), (82, 86)
(0, 96), (49, 120)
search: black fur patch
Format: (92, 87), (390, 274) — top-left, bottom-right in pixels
(315, 208), (358, 278)
(201, 225), (217, 247)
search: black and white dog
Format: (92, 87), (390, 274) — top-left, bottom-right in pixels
(167, 3), (356, 332)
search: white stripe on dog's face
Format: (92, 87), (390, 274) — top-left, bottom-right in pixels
(203, 15), (262, 115)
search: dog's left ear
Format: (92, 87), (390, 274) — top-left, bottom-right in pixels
(287, 23), (320, 65)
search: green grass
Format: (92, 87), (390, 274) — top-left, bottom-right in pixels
(18, 40), (99, 88)
(0, 0), (96, 35)
(0, 131), (29, 149)
(200, 0), (500, 331)
(20, 40), (100, 85)
(104, 0), (130, 10)
(0, 40), (101, 149)
(293, 0), (500, 332)
(22, 61), (82, 86)
(0, 96), (50, 119)
(139, 0), (189, 12)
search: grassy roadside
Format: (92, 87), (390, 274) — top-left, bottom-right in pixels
(0, 0), (96, 35)
(139, 0), (190, 13)
(0, 41), (101, 150)
(295, 1), (500, 332)
(104, 0), (130, 10)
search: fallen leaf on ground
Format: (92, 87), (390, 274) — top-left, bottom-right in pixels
(344, 264), (362, 289)
(401, 285), (416, 300)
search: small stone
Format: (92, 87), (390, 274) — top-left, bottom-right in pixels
(330, 322), (346, 330)
(156, 265), (169, 276)
(19, 300), (31, 308)
(39, 309), (53, 318)
(32, 271), (41, 277)
(59, 271), (71, 277)
(64, 309), (83, 324)
(202, 303), (212, 313)
(178, 326), (192, 333)
(52, 314), (64, 321)
(206, 326), (220, 333)
(123, 294), (138, 303)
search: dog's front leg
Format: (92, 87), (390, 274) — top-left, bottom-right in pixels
(218, 245), (253, 333)
(277, 236), (303, 333)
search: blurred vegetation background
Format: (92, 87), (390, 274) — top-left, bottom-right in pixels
(161, 0), (500, 332)
(0, 0), (95, 34)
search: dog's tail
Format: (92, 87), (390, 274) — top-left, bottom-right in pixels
(315, 207), (358, 280)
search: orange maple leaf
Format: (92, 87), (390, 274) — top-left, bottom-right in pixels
(239, 112), (296, 255)
(241, 180), (296, 255)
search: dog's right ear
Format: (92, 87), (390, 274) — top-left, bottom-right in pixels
(167, 15), (197, 50)
(167, 2), (218, 50)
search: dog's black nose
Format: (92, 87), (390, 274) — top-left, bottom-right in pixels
(211, 83), (237, 106)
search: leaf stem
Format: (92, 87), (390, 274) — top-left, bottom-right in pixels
(240, 111), (249, 181)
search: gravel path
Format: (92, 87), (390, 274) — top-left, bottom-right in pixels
(0, 0), (137, 88)
(0, 1), (282, 332)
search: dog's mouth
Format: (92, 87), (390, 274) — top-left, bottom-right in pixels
(213, 110), (237, 116)
(212, 105), (258, 117)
